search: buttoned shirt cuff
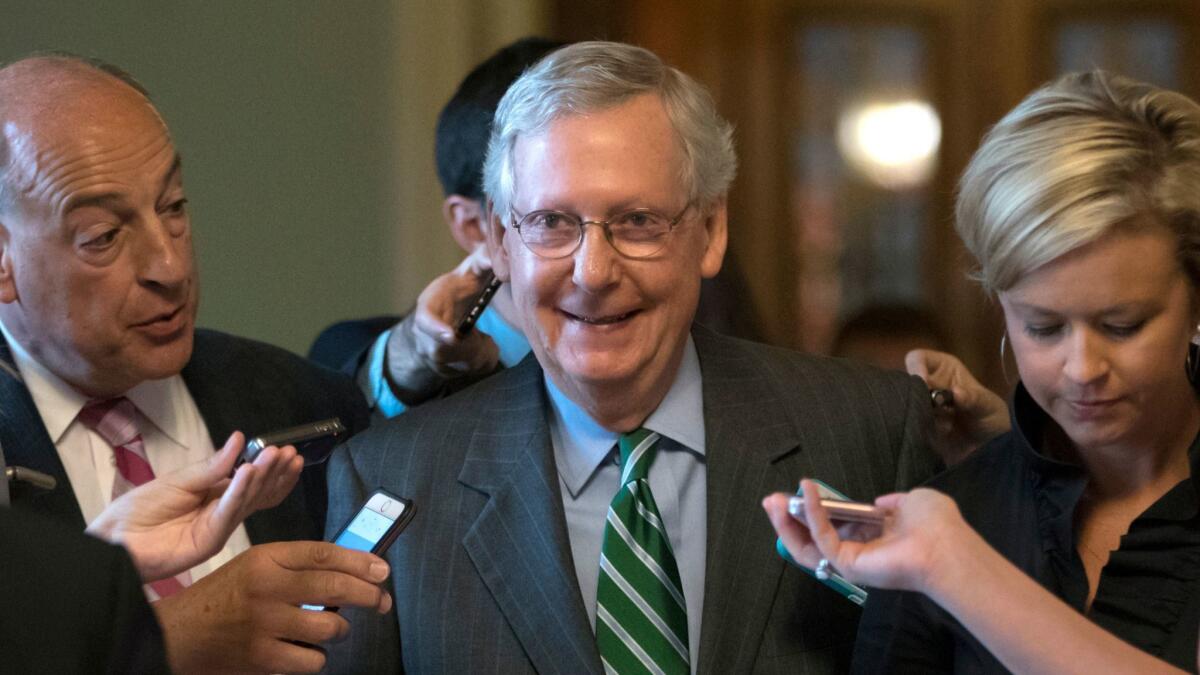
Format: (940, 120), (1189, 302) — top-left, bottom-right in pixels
(367, 329), (408, 418)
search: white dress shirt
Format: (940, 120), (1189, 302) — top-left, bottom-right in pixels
(0, 320), (251, 581)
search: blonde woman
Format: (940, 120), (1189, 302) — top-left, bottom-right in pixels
(768, 71), (1200, 673)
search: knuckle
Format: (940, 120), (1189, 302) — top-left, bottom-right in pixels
(322, 573), (348, 599)
(309, 542), (335, 565)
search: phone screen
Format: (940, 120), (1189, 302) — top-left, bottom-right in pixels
(303, 491), (411, 611)
(335, 506), (399, 552)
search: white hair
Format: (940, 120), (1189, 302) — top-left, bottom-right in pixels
(483, 41), (737, 218)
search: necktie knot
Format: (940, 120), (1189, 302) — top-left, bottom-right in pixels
(78, 397), (140, 448)
(618, 428), (660, 486)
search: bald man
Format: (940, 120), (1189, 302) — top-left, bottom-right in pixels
(0, 54), (389, 673)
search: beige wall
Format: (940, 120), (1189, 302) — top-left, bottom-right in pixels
(0, 0), (545, 356)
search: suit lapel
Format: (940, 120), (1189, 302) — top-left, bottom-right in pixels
(692, 327), (805, 674)
(457, 359), (603, 675)
(0, 336), (86, 527)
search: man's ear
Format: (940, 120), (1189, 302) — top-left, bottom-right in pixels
(485, 206), (512, 282)
(0, 223), (16, 304)
(442, 195), (486, 253)
(699, 198), (728, 279)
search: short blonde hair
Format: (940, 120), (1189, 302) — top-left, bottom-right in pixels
(956, 70), (1200, 294)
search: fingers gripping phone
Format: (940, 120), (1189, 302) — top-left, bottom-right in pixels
(238, 418), (347, 468)
(455, 273), (503, 338)
(302, 489), (415, 612)
(774, 479), (871, 606)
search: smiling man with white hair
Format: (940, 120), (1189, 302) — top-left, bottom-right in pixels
(326, 40), (939, 674)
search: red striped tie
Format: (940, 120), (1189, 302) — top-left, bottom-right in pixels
(78, 397), (192, 599)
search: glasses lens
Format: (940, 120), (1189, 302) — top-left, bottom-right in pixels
(518, 211), (581, 257)
(608, 210), (672, 257)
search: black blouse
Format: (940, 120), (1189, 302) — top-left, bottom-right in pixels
(853, 384), (1200, 673)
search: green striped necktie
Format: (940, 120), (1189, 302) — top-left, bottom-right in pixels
(596, 428), (689, 675)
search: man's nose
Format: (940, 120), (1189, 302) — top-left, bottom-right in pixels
(571, 222), (620, 291)
(1062, 328), (1109, 386)
(137, 215), (190, 289)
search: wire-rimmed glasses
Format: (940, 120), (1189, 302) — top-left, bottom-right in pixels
(509, 203), (692, 259)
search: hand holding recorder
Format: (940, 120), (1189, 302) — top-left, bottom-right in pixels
(905, 349), (1011, 466)
(87, 431), (302, 582)
(384, 245), (502, 405)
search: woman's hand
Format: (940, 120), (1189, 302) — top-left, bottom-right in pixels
(763, 479), (975, 595)
(906, 349), (1011, 465)
(86, 432), (303, 581)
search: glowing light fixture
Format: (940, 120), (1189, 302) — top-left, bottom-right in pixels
(837, 100), (941, 190)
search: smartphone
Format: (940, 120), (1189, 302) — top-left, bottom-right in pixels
(773, 479), (870, 605)
(239, 418), (347, 468)
(787, 495), (885, 526)
(302, 489), (415, 612)
(455, 273), (502, 338)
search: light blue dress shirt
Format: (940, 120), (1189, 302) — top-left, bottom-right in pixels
(367, 305), (531, 418)
(546, 335), (707, 672)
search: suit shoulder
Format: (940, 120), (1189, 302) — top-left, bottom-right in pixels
(341, 358), (537, 464)
(308, 314), (402, 372)
(192, 328), (358, 392)
(703, 331), (921, 402)
(187, 328), (368, 434)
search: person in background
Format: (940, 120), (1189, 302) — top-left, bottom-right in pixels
(767, 70), (1200, 672)
(0, 54), (386, 673)
(308, 37), (564, 415)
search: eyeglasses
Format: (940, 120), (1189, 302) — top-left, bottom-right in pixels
(509, 203), (692, 259)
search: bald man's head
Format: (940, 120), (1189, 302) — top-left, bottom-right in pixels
(0, 54), (196, 397)
(0, 55), (163, 215)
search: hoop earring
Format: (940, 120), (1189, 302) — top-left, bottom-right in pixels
(1000, 331), (1013, 384)
(1188, 329), (1200, 386)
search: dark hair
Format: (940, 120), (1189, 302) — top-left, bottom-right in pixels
(434, 37), (564, 199)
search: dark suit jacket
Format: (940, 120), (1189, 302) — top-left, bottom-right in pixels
(308, 314), (400, 375)
(1, 329), (369, 542)
(324, 326), (938, 674)
(0, 506), (170, 674)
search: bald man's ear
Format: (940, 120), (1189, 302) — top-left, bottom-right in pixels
(0, 223), (16, 304)
(442, 195), (487, 254)
(486, 208), (512, 282)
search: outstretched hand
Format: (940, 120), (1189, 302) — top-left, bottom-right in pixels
(763, 479), (972, 595)
(86, 432), (303, 581)
(906, 349), (1010, 465)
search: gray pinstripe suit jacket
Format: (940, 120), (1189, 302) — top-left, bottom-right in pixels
(324, 326), (938, 674)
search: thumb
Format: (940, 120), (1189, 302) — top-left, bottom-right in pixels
(904, 349), (931, 382)
(177, 431), (244, 490)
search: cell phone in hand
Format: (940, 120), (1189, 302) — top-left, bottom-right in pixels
(787, 495), (886, 526)
(455, 273), (502, 338)
(238, 418), (346, 469)
(774, 479), (871, 605)
(303, 489), (415, 612)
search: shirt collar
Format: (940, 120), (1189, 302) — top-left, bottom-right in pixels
(546, 334), (705, 498)
(475, 305), (531, 369)
(0, 318), (190, 446)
